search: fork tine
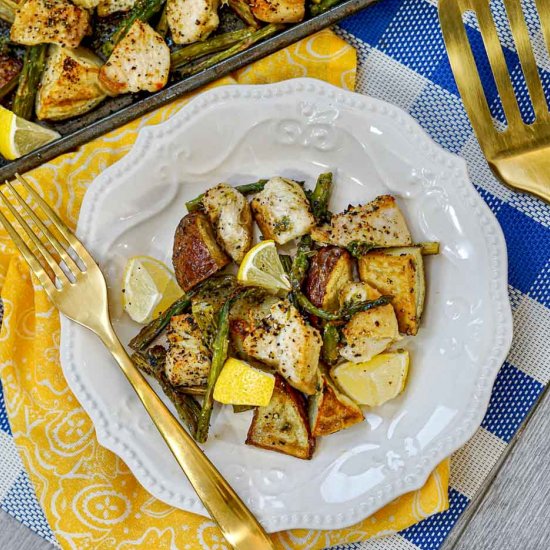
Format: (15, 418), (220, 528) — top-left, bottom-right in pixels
(439, 0), (499, 150)
(14, 173), (94, 268)
(473, 0), (524, 128)
(0, 190), (68, 284)
(504, 0), (548, 120)
(5, 179), (81, 276)
(0, 208), (56, 295)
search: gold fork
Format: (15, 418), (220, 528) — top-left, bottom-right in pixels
(439, 0), (550, 202)
(0, 174), (275, 550)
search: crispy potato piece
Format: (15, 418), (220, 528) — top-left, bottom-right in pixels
(339, 282), (400, 362)
(311, 195), (412, 248)
(309, 373), (364, 437)
(10, 0), (91, 49)
(36, 46), (106, 121)
(250, 0), (305, 23)
(172, 211), (230, 292)
(358, 247), (425, 335)
(251, 177), (315, 245)
(165, 314), (211, 387)
(305, 246), (354, 311)
(246, 375), (315, 459)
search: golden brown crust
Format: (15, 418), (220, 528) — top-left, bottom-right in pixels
(305, 247), (354, 311)
(172, 211), (230, 292)
(309, 374), (364, 437)
(358, 250), (420, 335)
(251, 0), (305, 23)
(246, 376), (315, 459)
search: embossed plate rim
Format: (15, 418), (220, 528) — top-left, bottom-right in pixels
(60, 78), (513, 532)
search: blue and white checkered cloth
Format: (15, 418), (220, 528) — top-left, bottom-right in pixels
(1, 0), (549, 548)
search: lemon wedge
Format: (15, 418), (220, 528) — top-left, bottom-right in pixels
(331, 351), (410, 407)
(0, 106), (60, 161)
(122, 256), (183, 324)
(237, 240), (291, 293)
(214, 358), (275, 406)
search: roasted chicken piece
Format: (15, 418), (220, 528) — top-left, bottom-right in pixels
(250, 0), (305, 23)
(202, 183), (253, 264)
(251, 177), (315, 245)
(72, 0), (99, 8)
(305, 246), (354, 312)
(97, 0), (136, 16)
(99, 20), (170, 95)
(167, 0), (220, 45)
(0, 54), (21, 89)
(309, 373), (364, 437)
(36, 46), (106, 121)
(243, 300), (322, 395)
(339, 282), (400, 363)
(359, 247), (426, 335)
(246, 375), (315, 459)
(165, 314), (211, 387)
(172, 211), (230, 292)
(311, 195), (412, 249)
(10, 0), (91, 49)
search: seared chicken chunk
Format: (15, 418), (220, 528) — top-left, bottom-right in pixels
(251, 0), (304, 23)
(97, 0), (136, 16)
(339, 282), (400, 363)
(311, 195), (412, 249)
(0, 55), (22, 89)
(202, 184), (253, 264)
(165, 314), (211, 387)
(36, 46), (106, 121)
(99, 21), (170, 95)
(10, 0), (91, 49)
(243, 300), (322, 395)
(72, 0), (99, 8)
(167, 0), (220, 45)
(251, 177), (315, 245)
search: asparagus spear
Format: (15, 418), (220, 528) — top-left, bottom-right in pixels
(322, 324), (340, 365)
(418, 241), (440, 255)
(12, 45), (48, 120)
(228, 0), (260, 29)
(129, 293), (192, 350)
(100, 0), (166, 59)
(171, 28), (254, 70)
(185, 179), (268, 212)
(0, 0), (16, 23)
(233, 404), (254, 413)
(309, 172), (333, 223)
(0, 71), (19, 102)
(132, 349), (201, 435)
(156, 6), (169, 37)
(345, 240), (375, 258)
(290, 235), (313, 289)
(195, 288), (253, 443)
(279, 254), (293, 275)
(177, 24), (284, 78)
(310, 0), (342, 16)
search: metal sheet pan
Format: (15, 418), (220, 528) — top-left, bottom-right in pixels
(0, 0), (377, 181)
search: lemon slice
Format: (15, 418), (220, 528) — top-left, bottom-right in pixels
(237, 240), (291, 293)
(331, 351), (410, 407)
(122, 256), (183, 324)
(214, 358), (275, 406)
(0, 106), (60, 161)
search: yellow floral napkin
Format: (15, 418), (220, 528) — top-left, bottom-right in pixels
(0, 29), (449, 549)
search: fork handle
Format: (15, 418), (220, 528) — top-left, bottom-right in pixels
(99, 327), (275, 550)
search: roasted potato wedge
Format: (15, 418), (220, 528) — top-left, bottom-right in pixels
(250, 0), (305, 23)
(311, 195), (412, 249)
(305, 246), (354, 311)
(246, 375), (315, 459)
(172, 211), (230, 292)
(309, 373), (364, 437)
(358, 247), (425, 335)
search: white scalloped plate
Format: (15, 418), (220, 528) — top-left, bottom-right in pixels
(60, 78), (513, 532)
